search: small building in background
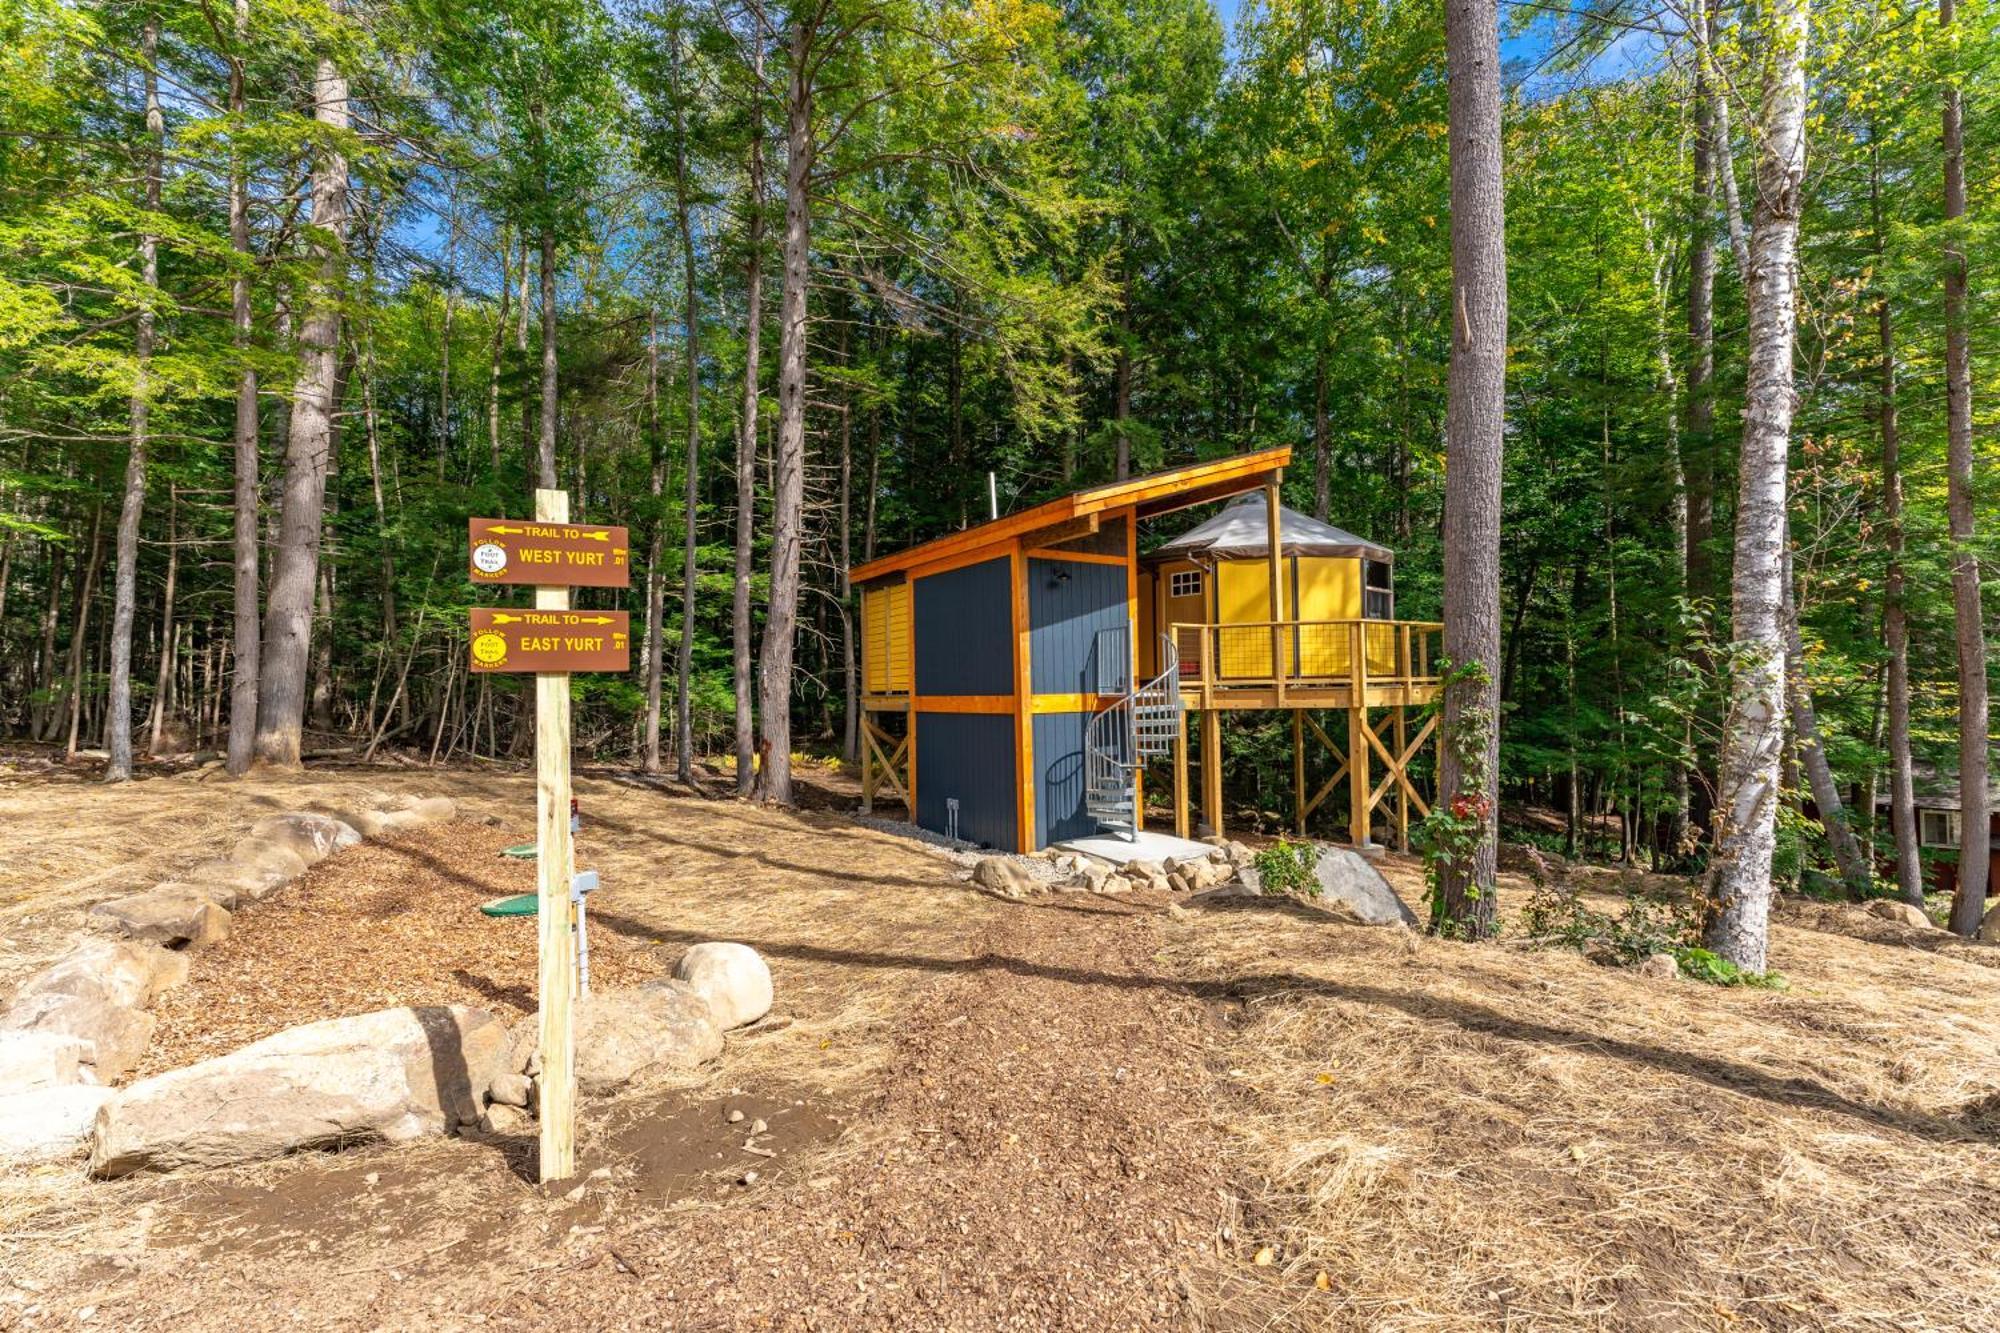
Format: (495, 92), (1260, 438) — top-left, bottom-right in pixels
(1875, 764), (2000, 895)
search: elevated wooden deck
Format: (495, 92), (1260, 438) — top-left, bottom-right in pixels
(1165, 619), (1442, 711)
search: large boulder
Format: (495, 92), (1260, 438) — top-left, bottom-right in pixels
(553, 981), (722, 1096)
(90, 890), (231, 950)
(0, 1086), (115, 1164)
(1312, 847), (1420, 927)
(672, 943), (773, 1030)
(89, 1004), (509, 1177)
(175, 856), (297, 906)
(228, 838), (309, 884)
(1977, 903), (2000, 944)
(247, 812), (361, 867)
(1869, 899), (1935, 930)
(0, 1030), (94, 1090)
(971, 856), (1037, 900)
(1, 939), (187, 1082)
(372, 796), (459, 834)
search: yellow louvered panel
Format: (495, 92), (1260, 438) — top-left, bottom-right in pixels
(864, 583), (911, 694)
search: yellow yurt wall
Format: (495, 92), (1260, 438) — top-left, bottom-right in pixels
(1214, 560), (1294, 676)
(1296, 556), (1360, 675)
(861, 581), (911, 693)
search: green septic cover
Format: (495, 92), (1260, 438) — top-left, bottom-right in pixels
(500, 843), (538, 860)
(480, 893), (538, 918)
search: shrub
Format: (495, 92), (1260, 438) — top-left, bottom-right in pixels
(1252, 839), (1319, 898)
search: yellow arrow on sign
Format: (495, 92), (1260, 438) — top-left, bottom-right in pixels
(486, 612), (525, 624)
(578, 530), (610, 542)
(486, 524), (526, 535)
(572, 615), (617, 625)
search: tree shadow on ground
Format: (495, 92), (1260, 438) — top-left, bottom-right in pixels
(584, 906), (1997, 1149)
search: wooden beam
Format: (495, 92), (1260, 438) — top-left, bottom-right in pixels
(1173, 707), (1190, 839)
(912, 694), (1015, 714)
(1201, 709), (1224, 837)
(1347, 705), (1370, 847)
(534, 487), (578, 1185)
(1017, 511), (1098, 550)
(1011, 543), (1035, 852)
(1292, 710), (1306, 835)
(1266, 473), (1286, 708)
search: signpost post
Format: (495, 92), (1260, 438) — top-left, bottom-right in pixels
(467, 489), (630, 1184)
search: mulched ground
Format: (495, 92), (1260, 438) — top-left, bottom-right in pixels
(519, 894), (1233, 1330)
(137, 822), (648, 1078)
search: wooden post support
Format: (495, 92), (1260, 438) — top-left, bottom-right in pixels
(1348, 704), (1370, 848)
(1265, 473), (1285, 705)
(1292, 709), (1306, 835)
(1173, 706), (1190, 839)
(1201, 708), (1224, 838)
(1394, 704), (1409, 851)
(534, 487), (578, 1184)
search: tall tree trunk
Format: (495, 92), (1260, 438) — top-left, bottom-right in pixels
(1113, 269), (1132, 481)
(254, 35), (349, 767)
(33, 541), (65, 740)
(64, 508), (105, 757)
(1684, 6), (1719, 845)
(753, 15), (813, 806)
(537, 228), (559, 489)
(734, 37), (765, 797)
(1941, 0), (1991, 937)
(1705, 0), (1806, 973)
(226, 0), (260, 776)
(838, 315), (857, 764)
(107, 15), (163, 783)
(1872, 144), (1923, 905)
(1311, 347), (1331, 522)
(1782, 537), (1872, 897)
(673, 86), (702, 786)
(487, 228), (511, 474)
(1431, 0), (1507, 939)
(147, 488), (179, 754)
(643, 316), (667, 772)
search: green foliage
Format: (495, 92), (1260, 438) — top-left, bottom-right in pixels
(1670, 947), (1788, 991)
(1251, 839), (1318, 898)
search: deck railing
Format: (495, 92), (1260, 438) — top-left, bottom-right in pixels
(1170, 619), (1443, 697)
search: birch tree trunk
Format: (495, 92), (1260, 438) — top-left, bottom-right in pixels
(254, 37), (349, 768)
(753, 14), (813, 806)
(226, 0), (260, 776)
(734, 36), (766, 796)
(107, 15), (163, 783)
(1705, 0), (1806, 973)
(1941, 0), (1991, 938)
(1431, 0), (1506, 938)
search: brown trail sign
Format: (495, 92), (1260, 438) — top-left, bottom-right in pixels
(468, 608), (630, 673)
(468, 517), (631, 587)
(470, 495), (631, 1186)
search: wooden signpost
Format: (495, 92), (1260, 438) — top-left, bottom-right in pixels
(469, 489), (628, 1183)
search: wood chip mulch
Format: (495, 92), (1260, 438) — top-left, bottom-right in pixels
(136, 822), (647, 1079)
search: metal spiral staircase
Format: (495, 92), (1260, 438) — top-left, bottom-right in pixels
(1084, 632), (1182, 837)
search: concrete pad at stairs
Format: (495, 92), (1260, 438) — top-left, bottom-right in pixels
(1056, 830), (1216, 867)
(89, 1004), (509, 1178)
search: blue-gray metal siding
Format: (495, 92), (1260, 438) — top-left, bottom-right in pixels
(915, 712), (1017, 850)
(913, 557), (1015, 696)
(1032, 710), (1101, 846)
(1027, 557), (1130, 695)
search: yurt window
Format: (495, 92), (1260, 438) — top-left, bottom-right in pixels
(1363, 560), (1393, 619)
(1169, 569), (1203, 599)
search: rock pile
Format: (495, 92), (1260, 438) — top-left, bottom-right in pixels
(12, 937), (773, 1177)
(0, 792), (459, 1165)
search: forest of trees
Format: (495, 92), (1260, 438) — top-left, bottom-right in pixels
(1, 0), (1995, 966)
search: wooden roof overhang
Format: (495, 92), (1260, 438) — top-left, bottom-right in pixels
(847, 446), (1293, 585)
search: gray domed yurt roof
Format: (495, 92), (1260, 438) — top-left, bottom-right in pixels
(1150, 495), (1393, 562)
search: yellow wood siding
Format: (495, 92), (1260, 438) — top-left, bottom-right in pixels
(862, 582), (911, 693)
(1296, 557), (1359, 675)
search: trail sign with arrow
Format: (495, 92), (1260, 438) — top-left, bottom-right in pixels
(469, 606), (630, 673)
(468, 516), (630, 587)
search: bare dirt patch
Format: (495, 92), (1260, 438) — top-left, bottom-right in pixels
(4, 765), (1999, 1331)
(135, 822), (649, 1078)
